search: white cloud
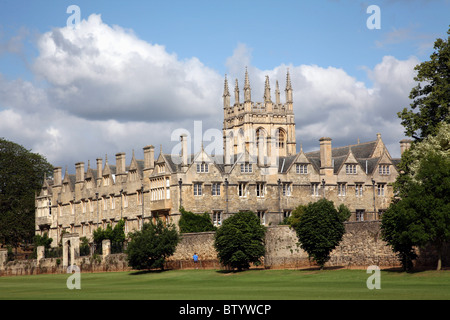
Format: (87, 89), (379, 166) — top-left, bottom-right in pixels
(32, 14), (222, 122)
(0, 18), (419, 171)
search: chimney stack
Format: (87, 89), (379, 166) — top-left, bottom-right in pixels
(75, 162), (85, 182)
(115, 152), (126, 174)
(181, 134), (188, 168)
(96, 158), (103, 180)
(143, 145), (155, 170)
(53, 167), (62, 185)
(319, 137), (333, 177)
(400, 139), (412, 155)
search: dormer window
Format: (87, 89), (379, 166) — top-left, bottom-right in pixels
(240, 163), (252, 173)
(379, 165), (390, 175)
(346, 164), (357, 174)
(197, 162), (208, 173)
(296, 164), (308, 174)
(129, 169), (138, 181)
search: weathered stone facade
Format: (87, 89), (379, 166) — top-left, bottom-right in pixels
(35, 70), (408, 246)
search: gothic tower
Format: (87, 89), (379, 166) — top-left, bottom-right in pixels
(223, 68), (296, 166)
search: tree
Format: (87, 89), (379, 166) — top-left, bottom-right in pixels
(283, 204), (306, 230)
(178, 207), (216, 233)
(398, 26), (450, 140)
(0, 138), (53, 249)
(214, 211), (266, 271)
(381, 150), (450, 271)
(126, 219), (179, 271)
(93, 219), (126, 253)
(293, 199), (351, 269)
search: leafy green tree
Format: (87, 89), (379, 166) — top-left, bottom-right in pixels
(0, 138), (53, 249)
(293, 199), (351, 269)
(382, 151), (450, 271)
(283, 204), (306, 230)
(398, 26), (449, 140)
(93, 219), (126, 253)
(214, 211), (266, 271)
(178, 207), (216, 233)
(33, 232), (53, 249)
(126, 219), (179, 271)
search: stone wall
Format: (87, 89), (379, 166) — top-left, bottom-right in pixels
(0, 253), (131, 276)
(265, 222), (401, 269)
(5, 221), (448, 276)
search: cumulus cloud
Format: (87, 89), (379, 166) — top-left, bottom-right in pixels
(32, 14), (222, 122)
(0, 16), (418, 171)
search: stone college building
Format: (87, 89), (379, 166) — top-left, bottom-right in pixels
(35, 69), (410, 245)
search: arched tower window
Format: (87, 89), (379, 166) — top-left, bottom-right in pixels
(256, 128), (266, 148)
(276, 128), (286, 149)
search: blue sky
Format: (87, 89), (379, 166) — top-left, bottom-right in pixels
(0, 0), (449, 169)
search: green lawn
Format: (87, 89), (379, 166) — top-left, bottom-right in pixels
(1, 268), (449, 300)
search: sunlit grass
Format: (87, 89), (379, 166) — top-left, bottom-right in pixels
(1, 268), (449, 300)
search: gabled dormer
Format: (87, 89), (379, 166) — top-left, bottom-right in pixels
(102, 155), (114, 187)
(127, 150), (142, 182)
(341, 148), (361, 175)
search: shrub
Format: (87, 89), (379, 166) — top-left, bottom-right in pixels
(178, 207), (216, 233)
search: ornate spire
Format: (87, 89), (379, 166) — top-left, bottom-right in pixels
(234, 78), (239, 105)
(285, 68), (293, 103)
(244, 67), (251, 102)
(223, 74), (230, 108)
(275, 80), (280, 105)
(264, 75), (271, 103)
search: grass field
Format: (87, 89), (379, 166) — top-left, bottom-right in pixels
(1, 268), (449, 300)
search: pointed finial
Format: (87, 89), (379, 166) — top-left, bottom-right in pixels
(223, 74), (230, 96)
(264, 75), (271, 102)
(244, 67), (250, 89)
(286, 68), (292, 90)
(244, 67), (251, 102)
(275, 80), (281, 105)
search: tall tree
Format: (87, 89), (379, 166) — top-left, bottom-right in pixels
(214, 211), (266, 271)
(126, 219), (179, 271)
(382, 124), (450, 271)
(0, 138), (53, 249)
(293, 199), (350, 269)
(398, 26), (450, 140)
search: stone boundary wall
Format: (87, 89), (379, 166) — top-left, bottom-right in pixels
(0, 253), (131, 277)
(3, 221), (448, 276)
(265, 222), (400, 269)
(169, 221), (402, 270)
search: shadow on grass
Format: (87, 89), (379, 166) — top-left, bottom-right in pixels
(128, 269), (166, 275)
